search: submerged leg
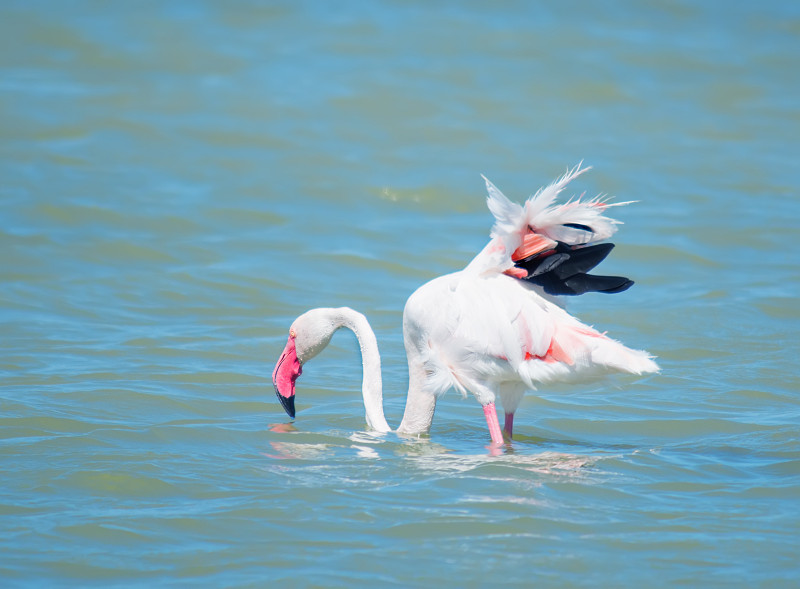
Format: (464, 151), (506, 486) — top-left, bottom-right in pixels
(482, 403), (504, 445)
(503, 412), (514, 438)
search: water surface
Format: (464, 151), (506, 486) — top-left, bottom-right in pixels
(1, 1), (799, 587)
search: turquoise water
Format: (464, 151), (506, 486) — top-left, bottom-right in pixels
(2, 1), (799, 586)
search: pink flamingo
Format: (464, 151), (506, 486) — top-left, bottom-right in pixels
(272, 165), (659, 445)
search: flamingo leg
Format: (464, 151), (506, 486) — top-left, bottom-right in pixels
(482, 403), (504, 445)
(504, 412), (514, 438)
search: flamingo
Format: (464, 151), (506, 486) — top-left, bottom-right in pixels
(272, 164), (659, 445)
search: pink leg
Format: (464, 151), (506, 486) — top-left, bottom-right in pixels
(483, 402), (504, 445)
(504, 412), (514, 438)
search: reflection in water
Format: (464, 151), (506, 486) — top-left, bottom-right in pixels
(266, 428), (598, 481)
(264, 442), (332, 461)
(352, 445), (380, 459)
(409, 449), (599, 478)
(268, 422), (298, 433)
(348, 430), (389, 445)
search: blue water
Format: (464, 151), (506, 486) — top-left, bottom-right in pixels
(2, 1), (799, 587)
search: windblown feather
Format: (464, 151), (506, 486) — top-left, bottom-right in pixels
(485, 162), (634, 249)
(483, 174), (523, 242)
(471, 164), (637, 296)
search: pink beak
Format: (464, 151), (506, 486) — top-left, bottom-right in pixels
(511, 231), (556, 263)
(272, 336), (302, 418)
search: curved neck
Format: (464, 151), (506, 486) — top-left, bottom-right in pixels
(336, 309), (391, 433)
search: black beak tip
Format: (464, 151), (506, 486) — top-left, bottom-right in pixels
(274, 382), (296, 418)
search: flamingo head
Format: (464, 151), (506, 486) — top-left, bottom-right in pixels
(272, 309), (338, 418)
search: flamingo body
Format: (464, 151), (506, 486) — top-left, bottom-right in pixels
(398, 269), (657, 441)
(273, 165), (659, 445)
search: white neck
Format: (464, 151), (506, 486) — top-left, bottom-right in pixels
(334, 309), (392, 433)
(305, 307), (434, 436)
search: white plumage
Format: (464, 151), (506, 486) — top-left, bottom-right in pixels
(400, 271), (657, 438)
(490, 163), (630, 243)
(273, 165), (659, 445)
